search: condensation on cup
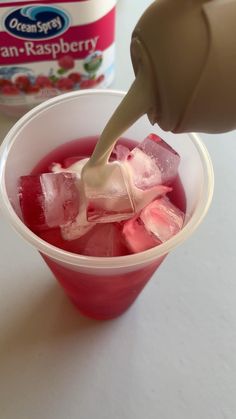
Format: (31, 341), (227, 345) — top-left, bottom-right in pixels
(0, 0), (116, 117)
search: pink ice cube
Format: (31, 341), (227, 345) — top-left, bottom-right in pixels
(123, 197), (184, 253)
(138, 133), (180, 184)
(140, 198), (184, 242)
(74, 223), (128, 257)
(19, 172), (79, 231)
(122, 216), (159, 253)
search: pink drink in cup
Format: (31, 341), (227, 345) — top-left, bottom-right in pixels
(19, 135), (185, 317)
(0, 90), (214, 320)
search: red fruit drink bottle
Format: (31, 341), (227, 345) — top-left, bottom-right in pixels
(0, 0), (116, 117)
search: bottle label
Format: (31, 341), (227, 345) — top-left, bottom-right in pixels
(0, 0), (116, 115)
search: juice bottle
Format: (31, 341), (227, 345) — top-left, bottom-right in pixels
(0, 0), (116, 117)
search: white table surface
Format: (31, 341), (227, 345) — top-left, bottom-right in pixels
(1, 1), (236, 418)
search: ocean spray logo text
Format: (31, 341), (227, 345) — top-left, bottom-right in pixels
(4, 5), (70, 40)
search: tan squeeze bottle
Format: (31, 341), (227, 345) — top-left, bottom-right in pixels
(131, 0), (236, 134)
(83, 0), (236, 188)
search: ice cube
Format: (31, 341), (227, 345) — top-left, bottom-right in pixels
(74, 223), (128, 257)
(140, 198), (184, 242)
(84, 162), (135, 223)
(112, 134), (180, 192)
(123, 197), (184, 253)
(138, 133), (180, 184)
(122, 216), (159, 253)
(60, 185), (96, 241)
(60, 213), (94, 241)
(19, 172), (79, 231)
(125, 147), (162, 190)
(123, 145), (172, 212)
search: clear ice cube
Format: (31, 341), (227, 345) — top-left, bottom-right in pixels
(19, 172), (79, 231)
(125, 147), (162, 190)
(138, 133), (180, 184)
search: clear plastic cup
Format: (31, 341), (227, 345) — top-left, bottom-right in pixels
(0, 90), (214, 320)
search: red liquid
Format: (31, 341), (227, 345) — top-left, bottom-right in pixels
(29, 136), (186, 319)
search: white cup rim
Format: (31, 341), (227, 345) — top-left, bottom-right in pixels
(0, 89), (214, 269)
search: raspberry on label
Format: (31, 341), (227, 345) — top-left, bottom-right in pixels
(1, 85), (21, 95)
(14, 75), (30, 91)
(58, 55), (75, 70)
